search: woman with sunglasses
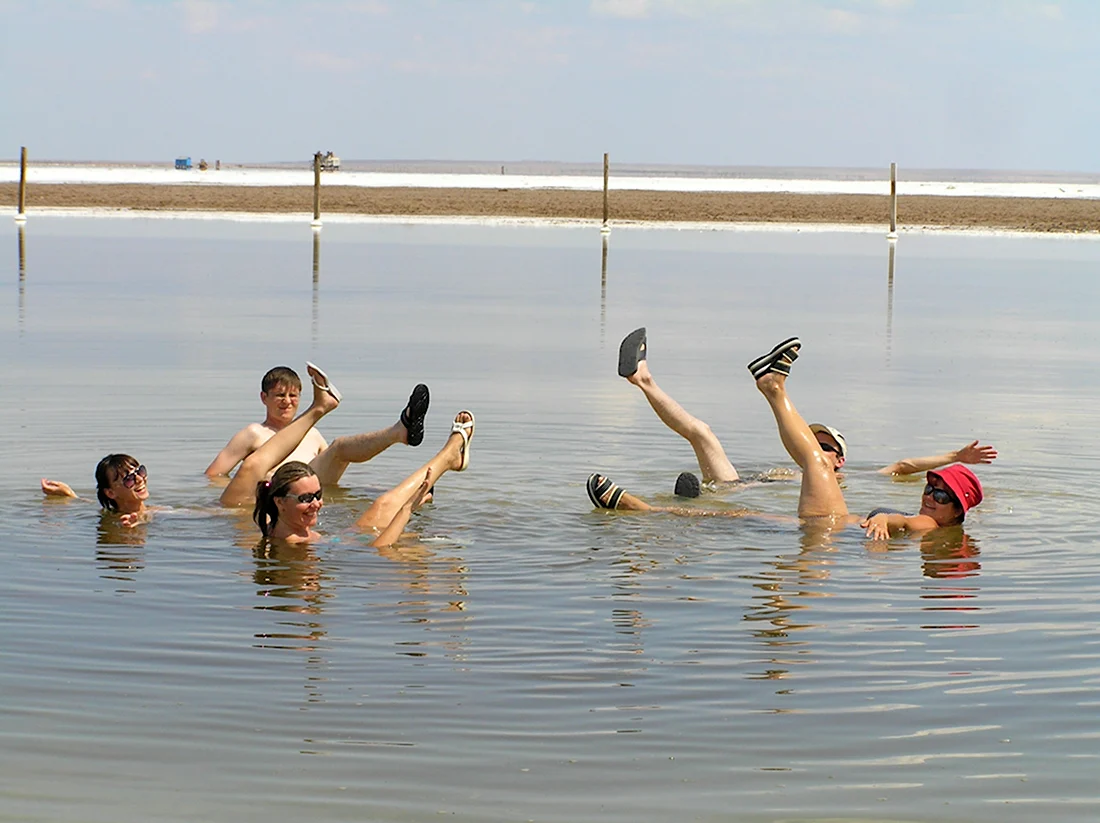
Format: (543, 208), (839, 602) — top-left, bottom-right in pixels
(40, 362), (344, 525)
(589, 337), (984, 537)
(42, 454), (152, 527)
(252, 410), (475, 547)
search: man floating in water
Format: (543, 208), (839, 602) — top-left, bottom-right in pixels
(616, 327), (996, 497)
(592, 335), (986, 539)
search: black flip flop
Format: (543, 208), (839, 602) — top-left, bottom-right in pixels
(747, 337), (801, 380)
(587, 473), (625, 509)
(674, 471), (701, 498)
(400, 384), (430, 447)
(618, 327), (647, 378)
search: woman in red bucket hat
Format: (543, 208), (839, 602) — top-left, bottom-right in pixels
(861, 464), (983, 540)
(587, 337), (985, 539)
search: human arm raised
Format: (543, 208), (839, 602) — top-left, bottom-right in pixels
(879, 440), (997, 476)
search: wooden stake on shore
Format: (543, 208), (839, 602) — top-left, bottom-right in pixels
(311, 152), (322, 229)
(887, 161), (898, 239)
(601, 152), (611, 233)
(16, 147), (28, 223)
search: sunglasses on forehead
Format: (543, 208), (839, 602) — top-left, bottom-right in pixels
(281, 490), (323, 504)
(923, 484), (958, 505)
(120, 465), (147, 488)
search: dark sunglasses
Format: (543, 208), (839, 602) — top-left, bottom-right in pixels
(282, 490), (323, 504)
(818, 441), (840, 455)
(923, 484), (958, 505)
(121, 465), (147, 488)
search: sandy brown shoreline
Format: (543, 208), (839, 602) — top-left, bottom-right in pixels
(5, 183), (1099, 233)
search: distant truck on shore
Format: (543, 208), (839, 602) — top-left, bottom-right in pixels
(174, 156), (192, 170)
(318, 151), (340, 172)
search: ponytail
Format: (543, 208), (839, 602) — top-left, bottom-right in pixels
(252, 461), (317, 538)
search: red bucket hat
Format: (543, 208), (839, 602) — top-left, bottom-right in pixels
(927, 465), (983, 514)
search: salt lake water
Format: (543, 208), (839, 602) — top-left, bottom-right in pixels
(3, 216), (1100, 822)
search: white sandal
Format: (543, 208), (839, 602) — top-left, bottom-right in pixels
(305, 361), (342, 403)
(451, 411), (475, 471)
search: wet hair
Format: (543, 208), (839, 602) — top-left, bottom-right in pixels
(262, 366), (302, 394)
(95, 453), (140, 512)
(253, 461), (318, 538)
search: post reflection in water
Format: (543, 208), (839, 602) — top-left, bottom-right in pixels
(600, 233), (608, 344)
(886, 238), (896, 364)
(18, 223), (27, 333)
(311, 229), (321, 344)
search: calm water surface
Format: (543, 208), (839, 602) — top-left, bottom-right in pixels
(3, 217), (1100, 822)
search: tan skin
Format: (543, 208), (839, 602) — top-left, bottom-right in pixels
(594, 349), (971, 539)
(619, 335), (994, 483)
(265, 410), (473, 548)
(42, 461), (152, 528)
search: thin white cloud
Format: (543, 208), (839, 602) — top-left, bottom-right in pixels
(1036, 4), (1063, 20)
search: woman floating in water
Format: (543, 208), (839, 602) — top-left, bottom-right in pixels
(251, 410), (474, 547)
(41, 363), (476, 547)
(588, 337), (984, 538)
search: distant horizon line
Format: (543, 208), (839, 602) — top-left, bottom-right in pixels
(4, 157), (1100, 183)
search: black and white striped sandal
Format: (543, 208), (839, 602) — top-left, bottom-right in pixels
(587, 473), (625, 509)
(747, 337), (801, 379)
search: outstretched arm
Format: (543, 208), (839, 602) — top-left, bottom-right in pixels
(879, 440), (998, 476)
(41, 478), (78, 498)
(204, 426), (263, 478)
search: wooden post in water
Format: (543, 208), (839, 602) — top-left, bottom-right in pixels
(601, 153), (611, 234)
(887, 162), (898, 239)
(311, 152), (322, 229)
(16, 147), (28, 223)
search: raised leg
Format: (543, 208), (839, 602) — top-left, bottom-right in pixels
(370, 468), (434, 548)
(755, 370), (847, 518)
(310, 423), (405, 485)
(626, 360), (738, 483)
(355, 411), (472, 531)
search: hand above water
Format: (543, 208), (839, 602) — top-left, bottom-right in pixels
(955, 440), (997, 465)
(41, 478), (77, 498)
(861, 513), (890, 540)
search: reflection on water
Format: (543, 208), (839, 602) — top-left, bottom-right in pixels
(600, 232), (608, 343)
(311, 228), (320, 345)
(17, 223), (26, 333)
(886, 237), (896, 364)
(3, 219), (1100, 822)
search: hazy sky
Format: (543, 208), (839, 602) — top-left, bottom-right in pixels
(2, 0), (1097, 171)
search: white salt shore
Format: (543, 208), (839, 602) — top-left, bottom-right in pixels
(2, 163), (1099, 200)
